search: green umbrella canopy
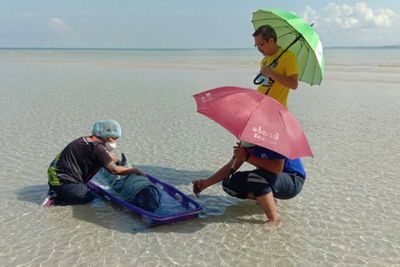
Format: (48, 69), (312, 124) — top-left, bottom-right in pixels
(252, 9), (325, 86)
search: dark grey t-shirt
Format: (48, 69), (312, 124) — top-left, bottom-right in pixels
(56, 137), (112, 184)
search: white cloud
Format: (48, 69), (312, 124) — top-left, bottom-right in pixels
(47, 17), (79, 47)
(302, 2), (398, 30)
(302, 6), (319, 26)
(300, 2), (399, 46)
(48, 17), (73, 35)
(323, 2), (397, 29)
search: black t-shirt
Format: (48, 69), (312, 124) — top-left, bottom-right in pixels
(56, 137), (112, 184)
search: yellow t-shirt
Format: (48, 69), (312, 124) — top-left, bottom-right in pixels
(257, 48), (298, 108)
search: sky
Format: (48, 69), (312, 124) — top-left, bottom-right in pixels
(1, 0), (399, 48)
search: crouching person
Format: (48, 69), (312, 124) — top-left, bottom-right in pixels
(44, 119), (143, 206)
(192, 144), (306, 225)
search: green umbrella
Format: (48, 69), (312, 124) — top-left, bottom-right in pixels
(252, 8), (325, 86)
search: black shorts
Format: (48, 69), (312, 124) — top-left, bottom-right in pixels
(222, 169), (304, 200)
(49, 182), (97, 205)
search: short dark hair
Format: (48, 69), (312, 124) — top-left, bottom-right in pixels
(252, 25), (277, 42)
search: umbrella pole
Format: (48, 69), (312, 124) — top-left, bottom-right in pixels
(227, 141), (244, 179)
(270, 34), (302, 67)
(270, 22), (315, 67)
(264, 34), (303, 95)
(227, 156), (237, 179)
(253, 34), (303, 89)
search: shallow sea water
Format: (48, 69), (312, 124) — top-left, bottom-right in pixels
(0, 48), (400, 266)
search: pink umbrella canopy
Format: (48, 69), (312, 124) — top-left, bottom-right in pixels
(193, 86), (313, 159)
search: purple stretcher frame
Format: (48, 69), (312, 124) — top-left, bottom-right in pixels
(87, 174), (202, 225)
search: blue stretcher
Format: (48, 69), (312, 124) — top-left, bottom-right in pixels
(88, 174), (202, 225)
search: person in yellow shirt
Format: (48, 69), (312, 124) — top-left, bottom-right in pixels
(253, 25), (298, 108)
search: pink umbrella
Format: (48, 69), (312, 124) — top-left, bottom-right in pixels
(193, 86), (313, 159)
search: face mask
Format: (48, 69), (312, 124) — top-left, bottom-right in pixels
(107, 142), (117, 150)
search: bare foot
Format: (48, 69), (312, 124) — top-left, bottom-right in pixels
(264, 218), (282, 230)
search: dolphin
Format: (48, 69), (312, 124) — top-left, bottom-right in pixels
(94, 153), (161, 212)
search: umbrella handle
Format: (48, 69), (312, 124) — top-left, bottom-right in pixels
(227, 141), (245, 179)
(253, 33), (306, 86)
(227, 156), (237, 180)
(253, 73), (264, 85)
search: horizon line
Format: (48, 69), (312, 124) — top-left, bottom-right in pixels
(0, 45), (399, 50)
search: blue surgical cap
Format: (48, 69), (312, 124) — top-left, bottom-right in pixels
(91, 121), (102, 136)
(91, 119), (121, 138)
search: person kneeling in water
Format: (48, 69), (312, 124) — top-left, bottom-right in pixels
(44, 119), (144, 206)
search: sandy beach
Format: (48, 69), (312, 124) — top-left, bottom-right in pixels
(0, 48), (399, 266)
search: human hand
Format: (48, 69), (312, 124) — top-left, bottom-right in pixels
(135, 168), (145, 176)
(192, 179), (208, 198)
(261, 66), (273, 78)
(233, 146), (247, 162)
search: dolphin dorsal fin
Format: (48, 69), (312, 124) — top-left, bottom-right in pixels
(120, 153), (127, 166)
